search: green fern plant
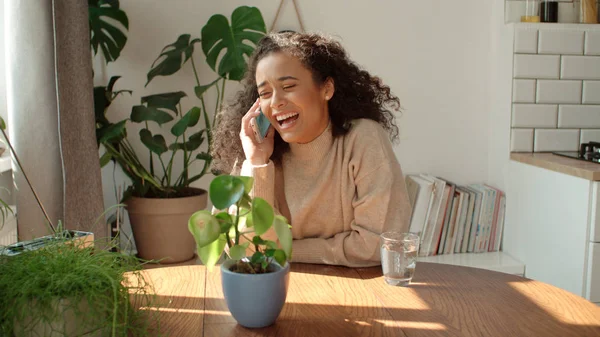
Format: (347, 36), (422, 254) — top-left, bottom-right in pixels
(0, 237), (159, 336)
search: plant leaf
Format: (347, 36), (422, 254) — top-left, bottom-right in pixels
(93, 86), (111, 126)
(229, 244), (246, 260)
(236, 176), (254, 194)
(146, 34), (199, 86)
(201, 6), (266, 81)
(89, 2), (129, 63)
(244, 212), (254, 228)
(250, 251), (265, 265)
(197, 234), (226, 271)
(196, 152), (211, 161)
(265, 240), (278, 249)
(107, 75), (121, 92)
(251, 197), (274, 236)
(98, 120), (127, 143)
(194, 78), (221, 99)
(141, 92), (187, 113)
(274, 215), (292, 260)
(139, 129), (168, 155)
(239, 194), (252, 211)
(131, 105), (173, 125)
(171, 106), (200, 137)
(99, 151), (112, 167)
(0, 117), (6, 130)
(273, 249), (286, 266)
(209, 175), (245, 210)
(185, 130), (205, 151)
(169, 134), (204, 152)
(188, 210), (221, 248)
(215, 211), (233, 233)
(252, 236), (266, 246)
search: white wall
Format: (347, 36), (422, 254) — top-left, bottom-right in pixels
(489, 0), (516, 190)
(95, 0), (509, 249)
(99, 0), (499, 184)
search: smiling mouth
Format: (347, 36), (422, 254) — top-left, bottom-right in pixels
(275, 112), (299, 126)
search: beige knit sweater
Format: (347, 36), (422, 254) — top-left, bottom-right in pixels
(240, 119), (411, 267)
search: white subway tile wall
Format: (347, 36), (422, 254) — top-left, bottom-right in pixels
(538, 30), (584, 55)
(583, 81), (600, 104)
(515, 28), (539, 53)
(585, 32), (600, 55)
(511, 129), (535, 152)
(561, 56), (600, 79)
(512, 104), (558, 127)
(536, 80), (582, 103)
(513, 79), (537, 103)
(534, 129), (580, 152)
(558, 105), (600, 128)
(511, 26), (600, 152)
(581, 129), (600, 143)
(514, 54), (560, 79)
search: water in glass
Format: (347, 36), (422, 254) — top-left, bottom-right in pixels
(380, 232), (419, 286)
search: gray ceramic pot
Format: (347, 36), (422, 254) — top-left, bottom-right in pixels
(220, 259), (290, 328)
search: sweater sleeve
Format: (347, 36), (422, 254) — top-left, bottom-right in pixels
(291, 160), (412, 267)
(240, 159), (275, 205)
(239, 159), (280, 243)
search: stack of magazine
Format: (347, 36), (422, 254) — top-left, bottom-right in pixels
(405, 174), (506, 257)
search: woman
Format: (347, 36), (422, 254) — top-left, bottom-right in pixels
(211, 32), (411, 267)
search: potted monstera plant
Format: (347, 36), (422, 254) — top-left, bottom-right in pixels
(97, 6), (268, 264)
(188, 175), (293, 328)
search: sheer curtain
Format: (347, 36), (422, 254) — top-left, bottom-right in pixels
(4, 0), (105, 240)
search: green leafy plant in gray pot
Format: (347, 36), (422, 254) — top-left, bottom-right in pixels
(188, 175), (293, 328)
(95, 6), (267, 264)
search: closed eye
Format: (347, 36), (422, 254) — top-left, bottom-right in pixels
(259, 92), (271, 98)
(283, 85), (296, 90)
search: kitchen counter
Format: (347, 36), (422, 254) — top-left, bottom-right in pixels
(510, 152), (600, 181)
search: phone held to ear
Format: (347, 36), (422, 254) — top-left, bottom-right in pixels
(252, 107), (271, 143)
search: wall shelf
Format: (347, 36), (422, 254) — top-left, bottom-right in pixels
(419, 251), (526, 276)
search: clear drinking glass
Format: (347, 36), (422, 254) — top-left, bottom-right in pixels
(380, 232), (419, 286)
(522, 0), (541, 22)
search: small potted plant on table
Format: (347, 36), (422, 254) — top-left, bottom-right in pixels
(188, 175), (293, 328)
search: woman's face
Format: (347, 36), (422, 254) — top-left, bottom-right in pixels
(255, 52), (333, 144)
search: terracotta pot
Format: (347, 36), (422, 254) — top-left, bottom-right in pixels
(126, 188), (207, 264)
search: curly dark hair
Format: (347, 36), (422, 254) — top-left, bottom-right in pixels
(210, 32), (401, 174)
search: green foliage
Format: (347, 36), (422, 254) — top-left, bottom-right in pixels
(188, 175), (293, 274)
(201, 6), (266, 81)
(95, 6), (267, 199)
(88, 0), (129, 64)
(0, 237), (159, 336)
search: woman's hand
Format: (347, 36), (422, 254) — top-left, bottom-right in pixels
(240, 99), (275, 165)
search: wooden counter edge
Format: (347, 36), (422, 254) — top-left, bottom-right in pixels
(510, 152), (600, 181)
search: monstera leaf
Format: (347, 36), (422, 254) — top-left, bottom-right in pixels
(146, 35), (199, 86)
(89, 0), (129, 63)
(201, 6), (266, 81)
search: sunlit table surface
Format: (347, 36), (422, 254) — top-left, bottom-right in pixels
(128, 262), (600, 337)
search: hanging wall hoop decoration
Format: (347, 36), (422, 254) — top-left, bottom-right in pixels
(269, 0), (306, 33)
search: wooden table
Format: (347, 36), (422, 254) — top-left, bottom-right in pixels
(129, 262), (600, 337)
